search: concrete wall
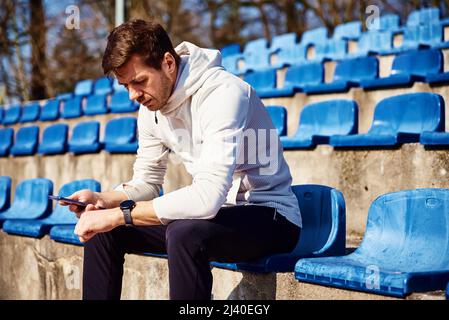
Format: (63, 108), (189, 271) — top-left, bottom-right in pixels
(0, 232), (444, 300)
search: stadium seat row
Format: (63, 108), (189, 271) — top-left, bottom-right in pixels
(272, 92), (449, 148)
(245, 48), (449, 98)
(0, 176), (448, 298)
(0, 117), (138, 156)
(221, 8), (449, 74)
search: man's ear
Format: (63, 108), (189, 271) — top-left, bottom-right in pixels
(163, 52), (176, 75)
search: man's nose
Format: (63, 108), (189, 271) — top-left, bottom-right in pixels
(128, 86), (142, 101)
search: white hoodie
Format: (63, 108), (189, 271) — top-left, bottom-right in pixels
(116, 42), (302, 227)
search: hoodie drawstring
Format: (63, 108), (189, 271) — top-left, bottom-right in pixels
(154, 111), (158, 124)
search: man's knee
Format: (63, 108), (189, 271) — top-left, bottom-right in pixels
(165, 220), (210, 253)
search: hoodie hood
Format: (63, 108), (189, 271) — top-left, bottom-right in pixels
(159, 41), (223, 117)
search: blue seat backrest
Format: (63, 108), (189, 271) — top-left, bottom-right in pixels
(104, 117), (137, 145)
(333, 21), (362, 40)
(40, 99), (60, 121)
(284, 62), (323, 87)
(85, 94), (107, 114)
(20, 102), (40, 122)
(370, 93), (444, 135)
(357, 31), (393, 55)
(379, 14), (400, 31)
(334, 56), (378, 82)
(301, 27), (328, 46)
(244, 69), (276, 91)
(74, 79), (93, 96)
(110, 91), (137, 113)
(0, 128), (14, 155)
(3, 105), (21, 125)
(291, 185), (345, 256)
(112, 78), (127, 92)
(14, 125), (39, 148)
(244, 38), (269, 55)
(4, 178), (53, 219)
(270, 33), (298, 52)
(41, 123), (68, 146)
(0, 106), (4, 123)
(0, 176), (11, 211)
(71, 121), (100, 144)
(357, 188), (449, 269)
(51, 179), (101, 224)
(221, 43), (241, 58)
(297, 100), (358, 137)
(61, 96), (82, 119)
(243, 38), (270, 69)
(391, 49), (442, 77)
(93, 77), (113, 95)
(266, 106), (287, 136)
(407, 7), (440, 27)
(315, 39), (347, 61)
(56, 92), (73, 101)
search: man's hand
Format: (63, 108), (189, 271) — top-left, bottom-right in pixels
(60, 189), (107, 218)
(74, 208), (123, 243)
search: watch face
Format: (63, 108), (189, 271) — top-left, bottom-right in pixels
(120, 199), (136, 209)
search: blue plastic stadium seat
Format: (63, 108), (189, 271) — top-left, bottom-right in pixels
(244, 69), (278, 98)
(271, 43), (307, 68)
(0, 178), (52, 228)
(20, 102), (40, 123)
(333, 21), (362, 40)
(354, 31), (394, 56)
(3, 179), (100, 238)
(93, 77), (113, 95)
(84, 94), (108, 115)
(266, 106), (287, 136)
(109, 91), (139, 113)
(50, 225), (82, 245)
(211, 184), (346, 272)
(281, 100), (358, 149)
(220, 43), (241, 58)
(313, 39), (347, 62)
(0, 106), (4, 124)
(377, 14), (400, 31)
(407, 7), (440, 27)
(269, 33), (303, 67)
(38, 124), (68, 155)
(241, 38), (271, 72)
(330, 93), (444, 148)
(104, 117), (138, 153)
(3, 105), (21, 125)
(304, 56), (378, 94)
(0, 128), (14, 157)
(112, 78), (127, 92)
(10, 126), (39, 156)
(61, 96), (83, 119)
(274, 62), (324, 97)
(222, 54), (242, 74)
(296, 188), (449, 297)
(301, 27), (328, 46)
(74, 79), (93, 97)
(68, 121), (101, 154)
(360, 49), (442, 89)
(39, 99), (60, 121)
(0, 176), (11, 212)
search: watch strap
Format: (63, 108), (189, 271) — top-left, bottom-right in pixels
(123, 208), (133, 226)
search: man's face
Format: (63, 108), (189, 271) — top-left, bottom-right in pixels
(115, 53), (177, 112)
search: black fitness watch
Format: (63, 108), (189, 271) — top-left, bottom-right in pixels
(120, 199), (136, 227)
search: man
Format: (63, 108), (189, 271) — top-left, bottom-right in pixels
(65, 19), (301, 300)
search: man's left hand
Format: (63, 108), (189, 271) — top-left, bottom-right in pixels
(74, 206), (123, 243)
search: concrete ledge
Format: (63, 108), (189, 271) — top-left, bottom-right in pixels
(0, 232), (444, 300)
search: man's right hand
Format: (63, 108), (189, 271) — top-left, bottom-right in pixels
(61, 190), (107, 218)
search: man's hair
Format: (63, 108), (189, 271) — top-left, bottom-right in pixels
(102, 19), (181, 76)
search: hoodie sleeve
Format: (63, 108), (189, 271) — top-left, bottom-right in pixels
(152, 81), (249, 224)
(114, 107), (169, 201)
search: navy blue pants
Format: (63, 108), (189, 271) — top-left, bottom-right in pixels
(82, 205), (300, 300)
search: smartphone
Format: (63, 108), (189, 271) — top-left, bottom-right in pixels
(48, 195), (88, 207)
